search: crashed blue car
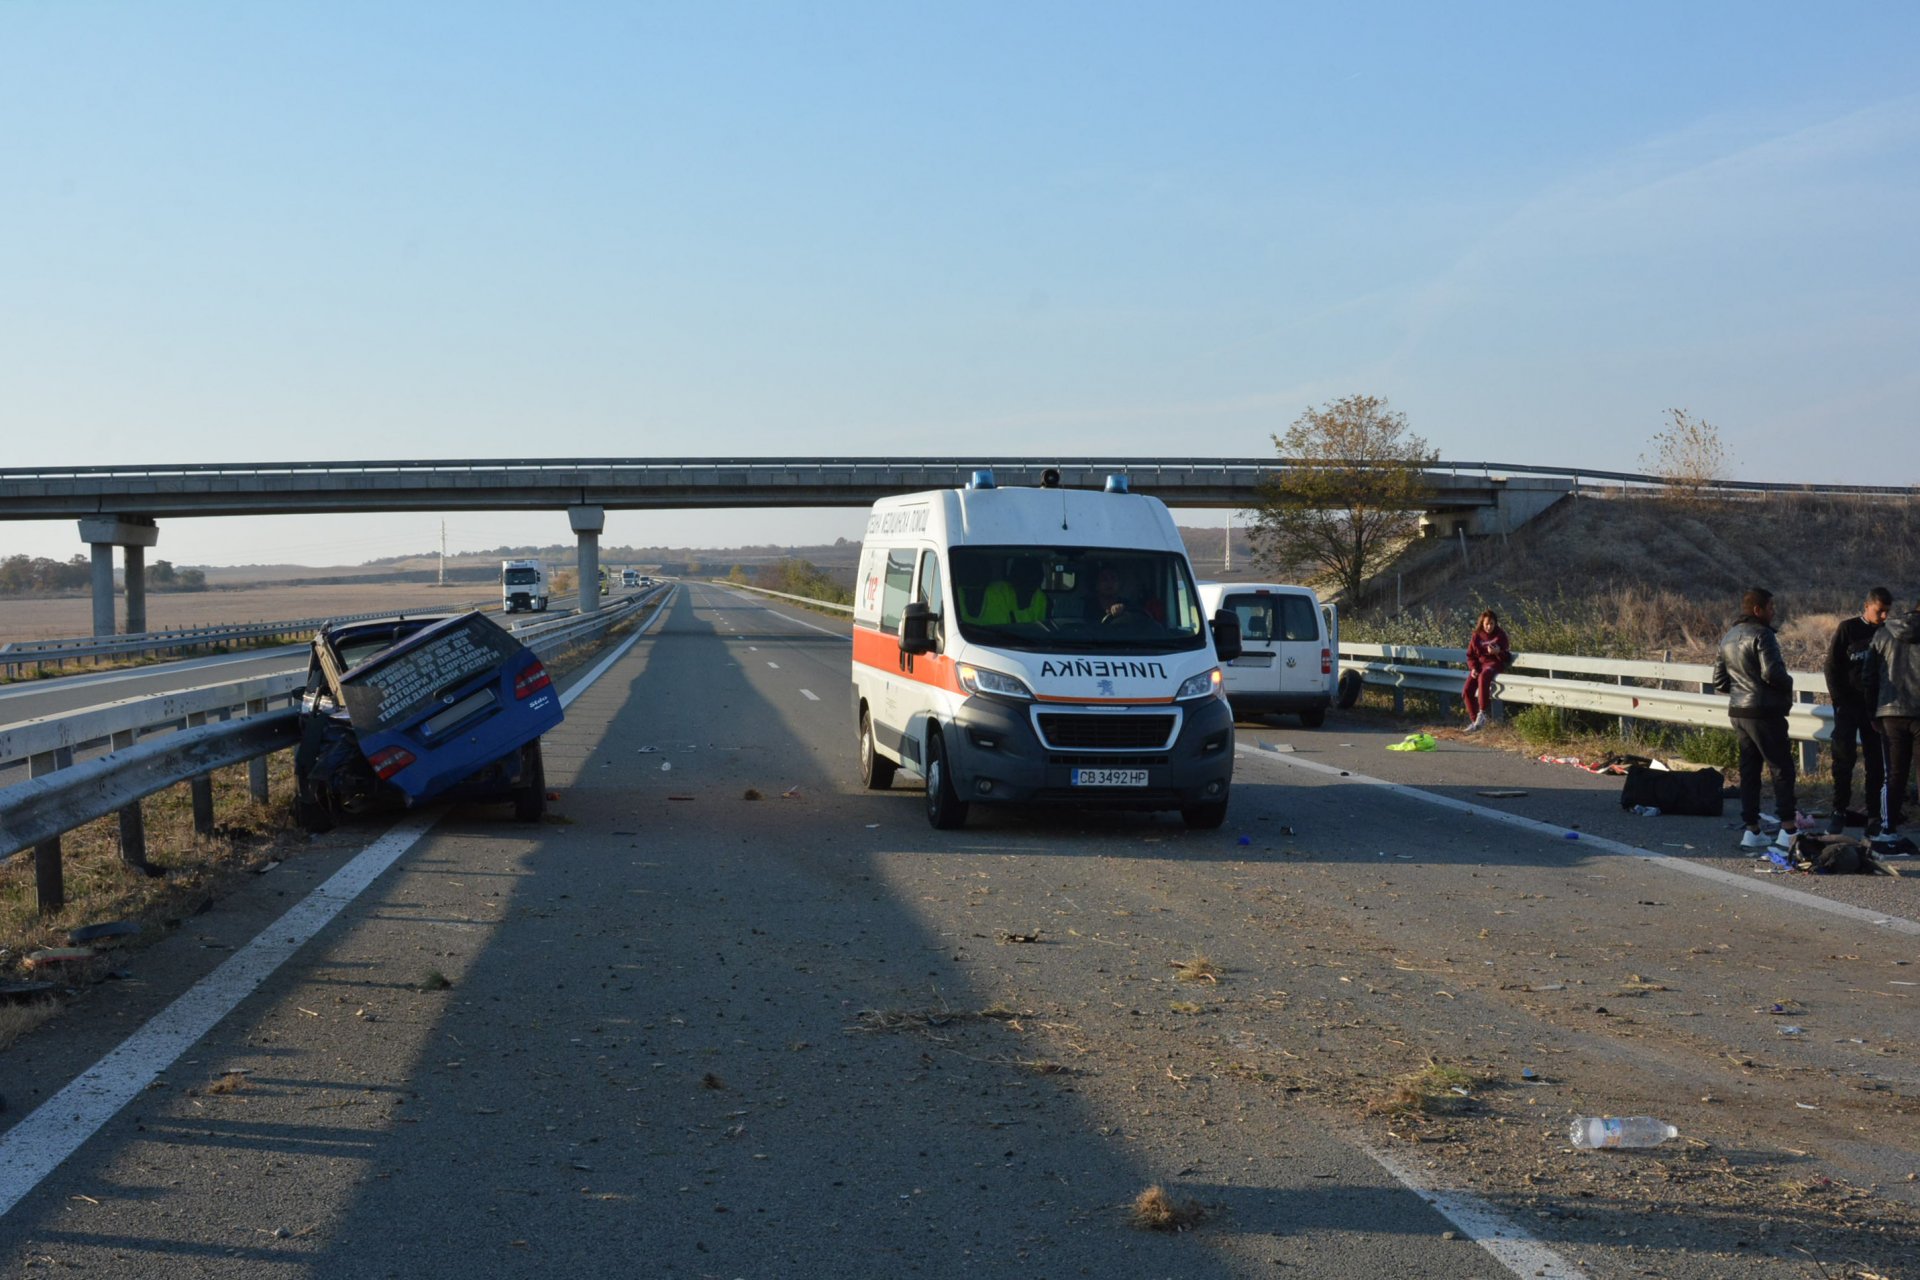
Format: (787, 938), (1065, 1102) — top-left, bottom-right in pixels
(293, 612), (562, 831)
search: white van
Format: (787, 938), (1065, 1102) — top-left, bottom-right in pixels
(851, 471), (1243, 830)
(501, 559), (550, 613)
(1195, 582), (1336, 726)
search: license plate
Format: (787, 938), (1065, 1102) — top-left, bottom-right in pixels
(1071, 768), (1148, 787)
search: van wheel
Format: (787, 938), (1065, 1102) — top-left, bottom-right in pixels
(1181, 797), (1229, 830)
(860, 708), (896, 790)
(1300, 709), (1326, 728)
(1336, 669), (1364, 709)
(513, 742), (547, 822)
(923, 731), (969, 830)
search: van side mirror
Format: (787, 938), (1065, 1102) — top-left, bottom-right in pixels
(900, 601), (938, 655)
(1211, 609), (1242, 663)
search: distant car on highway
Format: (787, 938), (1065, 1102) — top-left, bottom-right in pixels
(293, 612), (562, 831)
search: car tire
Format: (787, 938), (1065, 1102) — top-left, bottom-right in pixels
(513, 742), (547, 822)
(1337, 669), (1364, 709)
(1300, 708), (1326, 728)
(1181, 797), (1229, 830)
(293, 781), (336, 834)
(860, 707), (896, 790)
(923, 730), (969, 830)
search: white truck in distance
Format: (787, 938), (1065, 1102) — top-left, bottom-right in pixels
(501, 559), (550, 613)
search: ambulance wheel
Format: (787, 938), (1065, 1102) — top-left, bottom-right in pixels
(923, 730), (969, 830)
(1300, 709), (1326, 728)
(513, 742), (547, 822)
(860, 708), (895, 790)
(1181, 798), (1229, 830)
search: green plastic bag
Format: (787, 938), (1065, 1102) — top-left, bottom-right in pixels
(1386, 733), (1437, 753)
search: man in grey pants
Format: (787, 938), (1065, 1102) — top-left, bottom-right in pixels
(1713, 587), (1801, 852)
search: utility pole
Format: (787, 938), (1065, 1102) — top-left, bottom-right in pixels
(438, 520), (446, 587)
(1223, 510), (1232, 574)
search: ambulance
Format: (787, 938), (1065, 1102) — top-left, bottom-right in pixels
(851, 471), (1243, 830)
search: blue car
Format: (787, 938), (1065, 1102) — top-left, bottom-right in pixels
(293, 612), (563, 830)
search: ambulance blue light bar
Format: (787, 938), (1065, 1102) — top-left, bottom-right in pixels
(967, 470), (997, 490)
(1104, 474), (1130, 493)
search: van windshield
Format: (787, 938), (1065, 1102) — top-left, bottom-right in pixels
(504, 568), (540, 585)
(950, 547), (1204, 653)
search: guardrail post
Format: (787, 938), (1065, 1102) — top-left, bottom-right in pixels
(246, 698), (271, 802)
(108, 727), (155, 874)
(1392, 685), (1405, 715)
(28, 749), (67, 913)
(1616, 674), (1633, 743)
(186, 710), (216, 834)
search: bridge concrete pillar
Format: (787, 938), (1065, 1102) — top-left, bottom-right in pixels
(77, 517), (159, 638)
(569, 505), (604, 615)
(1464, 479), (1572, 537)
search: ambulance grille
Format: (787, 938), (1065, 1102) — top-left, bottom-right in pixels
(1034, 713), (1177, 751)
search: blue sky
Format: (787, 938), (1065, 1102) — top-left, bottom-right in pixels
(3, 2), (1916, 566)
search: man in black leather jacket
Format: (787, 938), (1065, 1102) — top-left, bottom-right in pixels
(1712, 588), (1799, 850)
(1863, 597), (1920, 837)
(1824, 587), (1890, 833)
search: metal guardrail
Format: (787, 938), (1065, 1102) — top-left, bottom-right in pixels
(712, 580), (855, 614)
(0, 585), (673, 912)
(0, 600), (495, 678)
(1339, 641), (1833, 748)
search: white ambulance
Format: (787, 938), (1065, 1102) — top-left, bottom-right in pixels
(1195, 582), (1338, 726)
(851, 471), (1243, 830)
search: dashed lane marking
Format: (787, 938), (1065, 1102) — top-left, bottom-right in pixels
(800, 689), (820, 702)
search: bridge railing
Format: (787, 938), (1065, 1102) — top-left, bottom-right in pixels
(0, 585), (672, 913)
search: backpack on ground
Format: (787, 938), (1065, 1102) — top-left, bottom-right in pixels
(1787, 833), (1870, 874)
(1619, 764), (1724, 817)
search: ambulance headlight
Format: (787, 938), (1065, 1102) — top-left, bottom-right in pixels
(958, 664), (1034, 701)
(1176, 668), (1223, 700)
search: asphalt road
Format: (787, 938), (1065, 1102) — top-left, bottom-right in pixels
(1, 582), (1915, 1278)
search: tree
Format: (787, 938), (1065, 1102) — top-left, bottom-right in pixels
(1640, 407), (1729, 505)
(150, 559), (177, 586)
(1248, 394), (1437, 605)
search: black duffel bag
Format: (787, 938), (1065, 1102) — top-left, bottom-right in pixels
(1619, 765), (1725, 817)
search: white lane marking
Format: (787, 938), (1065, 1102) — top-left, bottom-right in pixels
(767, 661), (779, 669)
(799, 689), (820, 702)
(749, 646), (758, 651)
(1356, 1136), (1588, 1279)
(1236, 746), (1920, 936)
(0, 588), (674, 1220)
(561, 587), (674, 707)
(712, 584), (848, 638)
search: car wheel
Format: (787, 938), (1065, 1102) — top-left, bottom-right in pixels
(513, 742), (547, 822)
(1181, 797), (1229, 830)
(293, 779), (336, 834)
(923, 730), (969, 830)
(1300, 708), (1326, 728)
(1336, 669), (1364, 709)
(860, 707), (895, 790)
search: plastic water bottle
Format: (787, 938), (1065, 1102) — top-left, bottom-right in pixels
(1569, 1116), (1677, 1149)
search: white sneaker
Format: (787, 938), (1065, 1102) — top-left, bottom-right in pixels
(1739, 828), (1773, 853)
(1463, 714), (1483, 733)
(1774, 827), (1796, 851)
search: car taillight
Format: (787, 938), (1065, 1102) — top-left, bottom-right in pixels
(368, 746), (416, 780)
(514, 660), (552, 700)
(1321, 648), (1331, 675)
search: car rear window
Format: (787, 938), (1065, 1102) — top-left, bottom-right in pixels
(338, 614), (524, 732)
(1225, 592), (1319, 643)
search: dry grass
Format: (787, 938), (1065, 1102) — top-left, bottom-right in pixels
(1, 752), (299, 982)
(1364, 1059), (1477, 1119)
(852, 1004), (1018, 1033)
(0, 999), (60, 1051)
(1363, 491), (1920, 666)
(1170, 954), (1220, 983)
(1129, 1185), (1208, 1232)
(204, 1070), (250, 1095)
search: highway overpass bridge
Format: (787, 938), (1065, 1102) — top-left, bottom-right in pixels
(0, 456), (1571, 636)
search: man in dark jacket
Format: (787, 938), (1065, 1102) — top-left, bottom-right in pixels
(1824, 587), (1890, 833)
(1712, 588), (1800, 851)
(1863, 595), (1920, 838)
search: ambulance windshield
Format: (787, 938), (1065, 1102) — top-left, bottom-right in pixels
(949, 547), (1205, 652)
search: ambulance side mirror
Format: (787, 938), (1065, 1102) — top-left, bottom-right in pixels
(900, 602), (937, 655)
(1211, 609), (1242, 663)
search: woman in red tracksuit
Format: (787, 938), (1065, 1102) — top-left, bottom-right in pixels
(1463, 609), (1510, 732)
